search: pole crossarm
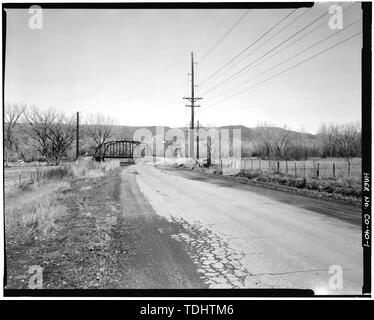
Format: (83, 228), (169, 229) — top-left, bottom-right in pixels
(183, 97), (203, 102)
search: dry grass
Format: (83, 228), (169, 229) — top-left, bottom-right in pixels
(5, 159), (119, 242)
(68, 159), (119, 178)
(5, 181), (70, 241)
(5, 158), (119, 193)
(236, 170), (361, 198)
(5, 166), (69, 193)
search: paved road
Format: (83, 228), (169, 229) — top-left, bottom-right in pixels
(131, 163), (363, 294)
(118, 168), (205, 289)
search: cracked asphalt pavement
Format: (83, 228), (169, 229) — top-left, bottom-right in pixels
(129, 163), (362, 295)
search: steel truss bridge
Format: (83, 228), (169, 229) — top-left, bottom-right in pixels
(94, 140), (141, 161)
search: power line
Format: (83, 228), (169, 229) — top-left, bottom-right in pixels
(203, 31), (362, 109)
(201, 8), (334, 95)
(201, 8), (310, 88)
(212, 12), (360, 100)
(199, 9), (251, 63)
(199, 9), (297, 86)
(197, 11), (231, 54)
(202, 9), (331, 94)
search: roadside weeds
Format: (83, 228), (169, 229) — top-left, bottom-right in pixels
(171, 164), (361, 207)
(5, 160), (124, 289)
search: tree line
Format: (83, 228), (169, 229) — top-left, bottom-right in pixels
(248, 121), (361, 161)
(4, 103), (362, 165)
(4, 103), (115, 165)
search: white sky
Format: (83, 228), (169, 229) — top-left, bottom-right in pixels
(5, 2), (362, 133)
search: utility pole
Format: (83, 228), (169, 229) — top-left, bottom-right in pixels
(76, 111), (79, 161)
(183, 52), (202, 158)
(196, 121), (200, 159)
(207, 135), (211, 167)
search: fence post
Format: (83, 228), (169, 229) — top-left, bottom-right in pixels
(251, 158), (253, 170)
(286, 160), (288, 175)
(277, 161), (280, 173)
(316, 162), (320, 179)
(294, 162), (297, 178)
(333, 162), (335, 178)
(303, 163), (306, 177)
(259, 159), (261, 171)
(268, 159), (271, 172)
(19, 172), (22, 187)
(348, 160), (351, 177)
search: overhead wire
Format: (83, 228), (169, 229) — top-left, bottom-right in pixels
(208, 6), (359, 99)
(202, 31), (362, 110)
(199, 8), (298, 86)
(201, 8), (310, 88)
(196, 11), (231, 54)
(201, 7), (336, 95)
(198, 9), (251, 63)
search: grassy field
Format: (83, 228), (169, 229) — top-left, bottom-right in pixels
(4, 159), (119, 242)
(5, 159), (124, 289)
(4, 158), (120, 192)
(5, 181), (70, 242)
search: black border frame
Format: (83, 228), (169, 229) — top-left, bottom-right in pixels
(361, 0), (371, 296)
(1, 1), (371, 298)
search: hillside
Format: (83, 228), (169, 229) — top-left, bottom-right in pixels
(98, 124), (317, 143)
(8, 123), (318, 161)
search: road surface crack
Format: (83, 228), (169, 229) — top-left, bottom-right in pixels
(168, 217), (253, 288)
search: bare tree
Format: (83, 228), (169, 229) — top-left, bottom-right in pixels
(4, 103), (26, 164)
(273, 125), (292, 159)
(289, 126), (318, 160)
(318, 122), (360, 159)
(255, 122), (291, 159)
(48, 114), (76, 164)
(255, 122), (276, 158)
(24, 107), (58, 161)
(336, 121), (361, 160)
(318, 123), (340, 157)
(4, 103), (26, 166)
(85, 113), (114, 159)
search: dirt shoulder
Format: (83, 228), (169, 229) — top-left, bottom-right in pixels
(5, 166), (204, 290)
(113, 167), (205, 289)
(5, 169), (122, 289)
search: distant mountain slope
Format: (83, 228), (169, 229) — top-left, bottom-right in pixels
(104, 124), (317, 142)
(12, 122), (317, 143)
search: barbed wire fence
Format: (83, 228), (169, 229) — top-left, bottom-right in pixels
(239, 158), (361, 180)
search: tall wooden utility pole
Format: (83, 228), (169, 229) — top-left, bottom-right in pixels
(196, 121), (200, 159)
(183, 52), (202, 158)
(76, 111), (79, 161)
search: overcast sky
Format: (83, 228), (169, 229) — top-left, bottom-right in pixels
(5, 3), (362, 133)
